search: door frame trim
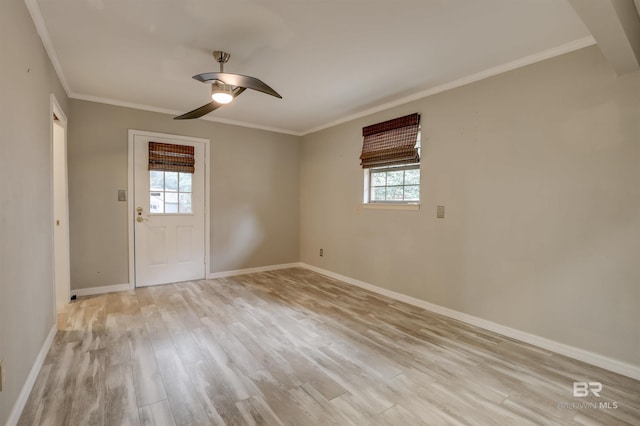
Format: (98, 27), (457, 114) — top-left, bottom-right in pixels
(127, 129), (211, 289)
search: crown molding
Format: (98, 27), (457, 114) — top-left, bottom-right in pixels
(70, 93), (303, 136)
(300, 36), (596, 135)
(75, 36), (595, 138)
(24, 0), (72, 96)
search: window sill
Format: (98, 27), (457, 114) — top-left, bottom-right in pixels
(362, 203), (420, 211)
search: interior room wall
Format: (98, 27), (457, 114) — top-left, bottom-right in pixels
(67, 100), (300, 291)
(300, 45), (640, 367)
(0, 0), (70, 424)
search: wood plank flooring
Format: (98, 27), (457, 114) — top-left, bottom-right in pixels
(19, 268), (640, 425)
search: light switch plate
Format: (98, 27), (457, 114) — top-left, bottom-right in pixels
(117, 190), (127, 202)
(437, 205), (445, 218)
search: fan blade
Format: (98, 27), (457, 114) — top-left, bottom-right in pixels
(193, 72), (282, 98)
(174, 102), (221, 120)
(173, 87), (246, 120)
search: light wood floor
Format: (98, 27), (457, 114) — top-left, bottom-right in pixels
(19, 268), (639, 425)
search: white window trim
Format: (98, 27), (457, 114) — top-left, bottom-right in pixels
(362, 165), (421, 208)
(362, 202), (420, 211)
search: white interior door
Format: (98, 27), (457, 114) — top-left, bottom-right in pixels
(53, 118), (70, 311)
(133, 133), (206, 287)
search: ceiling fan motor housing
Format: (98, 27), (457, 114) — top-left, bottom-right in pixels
(213, 51), (230, 64)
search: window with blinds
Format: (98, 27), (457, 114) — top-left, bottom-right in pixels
(360, 113), (420, 169)
(148, 142), (194, 214)
(360, 113), (421, 205)
(148, 142), (195, 173)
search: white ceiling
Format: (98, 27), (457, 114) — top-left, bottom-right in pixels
(32, 0), (593, 135)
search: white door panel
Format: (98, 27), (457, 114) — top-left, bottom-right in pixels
(133, 134), (206, 287)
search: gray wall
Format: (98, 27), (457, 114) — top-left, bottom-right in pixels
(300, 46), (640, 366)
(0, 0), (69, 424)
(68, 100), (300, 290)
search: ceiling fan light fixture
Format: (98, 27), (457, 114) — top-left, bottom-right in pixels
(211, 91), (233, 104)
(211, 82), (233, 104)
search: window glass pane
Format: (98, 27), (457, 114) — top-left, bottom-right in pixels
(165, 192), (178, 203)
(165, 191), (178, 212)
(404, 169), (420, 185)
(387, 186), (403, 200)
(404, 185), (420, 200)
(179, 173), (192, 192)
(386, 170), (404, 186)
(179, 193), (192, 213)
(150, 171), (164, 191)
(165, 172), (178, 191)
(372, 187), (386, 201)
(371, 172), (386, 187)
(165, 202), (178, 213)
(150, 192), (164, 213)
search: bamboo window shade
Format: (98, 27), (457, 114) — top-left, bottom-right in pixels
(360, 113), (420, 168)
(148, 142), (195, 173)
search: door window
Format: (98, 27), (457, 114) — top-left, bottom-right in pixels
(149, 171), (193, 214)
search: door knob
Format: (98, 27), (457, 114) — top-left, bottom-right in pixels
(136, 207), (149, 222)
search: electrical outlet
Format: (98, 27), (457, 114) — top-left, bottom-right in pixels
(319, 248), (324, 257)
(0, 359), (5, 392)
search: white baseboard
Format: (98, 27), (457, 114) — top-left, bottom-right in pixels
(6, 324), (57, 426)
(208, 263), (301, 279)
(299, 263), (640, 381)
(72, 283), (131, 298)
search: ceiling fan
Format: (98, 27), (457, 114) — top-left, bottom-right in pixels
(174, 50), (282, 120)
